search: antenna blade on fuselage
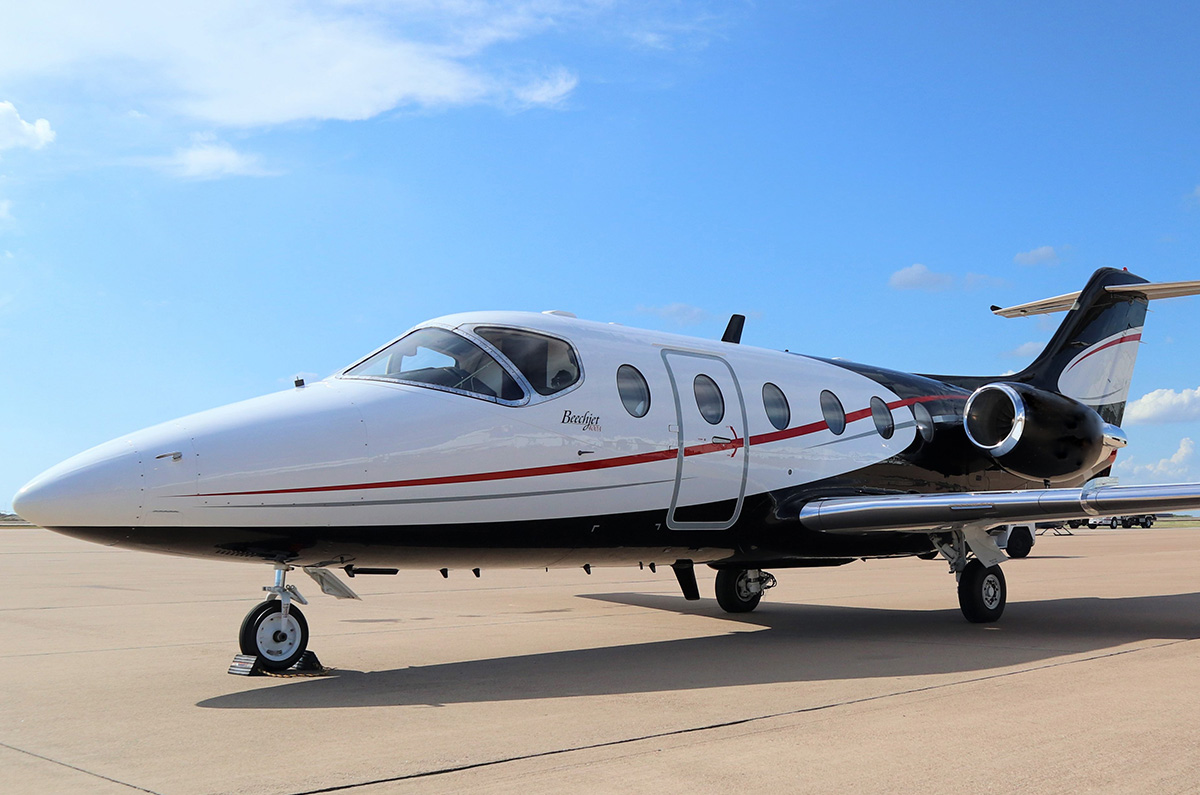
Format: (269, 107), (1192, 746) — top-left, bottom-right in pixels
(722, 314), (746, 344)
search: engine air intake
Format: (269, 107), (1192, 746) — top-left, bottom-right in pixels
(964, 382), (1110, 483)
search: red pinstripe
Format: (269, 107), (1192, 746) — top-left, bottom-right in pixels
(191, 393), (966, 498)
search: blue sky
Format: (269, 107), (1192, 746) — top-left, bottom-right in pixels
(4, 1), (1200, 510)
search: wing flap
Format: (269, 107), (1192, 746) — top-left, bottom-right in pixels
(796, 481), (1200, 535)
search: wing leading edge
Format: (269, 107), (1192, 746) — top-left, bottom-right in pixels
(796, 479), (1200, 535)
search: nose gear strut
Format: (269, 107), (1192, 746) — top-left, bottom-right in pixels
(232, 564), (318, 674)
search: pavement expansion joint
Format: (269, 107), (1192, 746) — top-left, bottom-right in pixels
(281, 636), (1200, 795)
(1, 741), (163, 794)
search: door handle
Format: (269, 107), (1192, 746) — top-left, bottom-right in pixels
(712, 436), (733, 445)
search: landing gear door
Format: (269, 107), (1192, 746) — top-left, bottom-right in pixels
(662, 350), (749, 530)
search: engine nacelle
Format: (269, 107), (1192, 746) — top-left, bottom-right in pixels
(963, 382), (1123, 483)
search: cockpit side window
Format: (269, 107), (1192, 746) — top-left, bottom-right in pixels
(475, 327), (581, 397)
(343, 327), (524, 402)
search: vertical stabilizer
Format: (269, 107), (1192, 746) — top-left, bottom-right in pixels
(1007, 268), (1148, 425)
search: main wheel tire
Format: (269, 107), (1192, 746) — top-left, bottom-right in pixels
(238, 599), (309, 671)
(957, 560), (1006, 623)
(1144, 516), (1155, 528)
(1006, 527), (1034, 559)
(715, 568), (763, 613)
(1068, 520), (1082, 528)
(1110, 517), (1119, 529)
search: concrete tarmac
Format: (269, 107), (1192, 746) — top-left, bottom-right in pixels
(3, 526), (1200, 794)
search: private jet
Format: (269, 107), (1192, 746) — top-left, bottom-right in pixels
(14, 267), (1200, 671)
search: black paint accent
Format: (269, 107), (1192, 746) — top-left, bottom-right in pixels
(44, 480), (941, 570)
(672, 498), (740, 524)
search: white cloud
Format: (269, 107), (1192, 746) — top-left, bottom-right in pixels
(1013, 245), (1059, 266)
(1125, 386), (1200, 424)
(888, 263), (952, 291)
(1003, 341), (1044, 359)
(155, 139), (273, 180)
(513, 68), (578, 107)
(636, 302), (713, 327)
(0, 2), (697, 128)
(0, 199), (11, 221)
(0, 101), (55, 151)
(1115, 437), (1195, 482)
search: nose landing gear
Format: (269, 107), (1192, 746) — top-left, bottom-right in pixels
(238, 564), (311, 672)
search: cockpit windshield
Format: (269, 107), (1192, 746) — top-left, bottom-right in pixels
(475, 327), (581, 396)
(343, 327), (524, 402)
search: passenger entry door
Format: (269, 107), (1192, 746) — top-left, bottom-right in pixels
(662, 350), (748, 530)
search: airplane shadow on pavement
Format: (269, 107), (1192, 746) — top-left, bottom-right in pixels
(198, 591), (1200, 710)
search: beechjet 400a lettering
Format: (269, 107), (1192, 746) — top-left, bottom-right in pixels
(14, 268), (1200, 671)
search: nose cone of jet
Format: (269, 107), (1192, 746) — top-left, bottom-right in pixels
(13, 438), (144, 530)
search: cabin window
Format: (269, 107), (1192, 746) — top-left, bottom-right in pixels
(617, 365), (651, 418)
(820, 390), (846, 435)
(475, 327), (581, 396)
(343, 327), (524, 402)
(762, 383), (790, 431)
(870, 396), (894, 439)
(694, 374), (725, 425)
(913, 401), (935, 442)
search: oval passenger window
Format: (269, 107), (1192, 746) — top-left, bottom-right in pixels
(693, 374), (725, 425)
(762, 383), (790, 431)
(913, 401), (935, 442)
(820, 390), (846, 435)
(616, 365), (651, 418)
(871, 396), (894, 439)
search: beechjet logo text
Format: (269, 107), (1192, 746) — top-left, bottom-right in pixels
(562, 410), (601, 432)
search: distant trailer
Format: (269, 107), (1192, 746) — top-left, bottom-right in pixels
(1066, 515), (1156, 530)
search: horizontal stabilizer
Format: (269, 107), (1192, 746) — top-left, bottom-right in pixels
(795, 480), (1200, 535)
(992, 278), (1200, 318)
(1106, 280), (1200, 300)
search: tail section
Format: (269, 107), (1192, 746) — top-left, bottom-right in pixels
(932, 268), (1200, 427)
(1005, 268), (1148, 425)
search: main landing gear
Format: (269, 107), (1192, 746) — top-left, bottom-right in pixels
(239, 564), (310, 671)
(957, 559), (1006, 622)
(714, 568), (777, 613)
(933, 531), (1008, 623)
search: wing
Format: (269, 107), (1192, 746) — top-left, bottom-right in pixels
(795, 479), (1200, 535)
(789, 479), (1200, 568)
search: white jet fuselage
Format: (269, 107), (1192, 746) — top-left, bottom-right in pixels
(16, 311), (935, 568)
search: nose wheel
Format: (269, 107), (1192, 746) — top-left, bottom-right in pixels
(239, 599), (309, 671)
(237, 563), (311, 672)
